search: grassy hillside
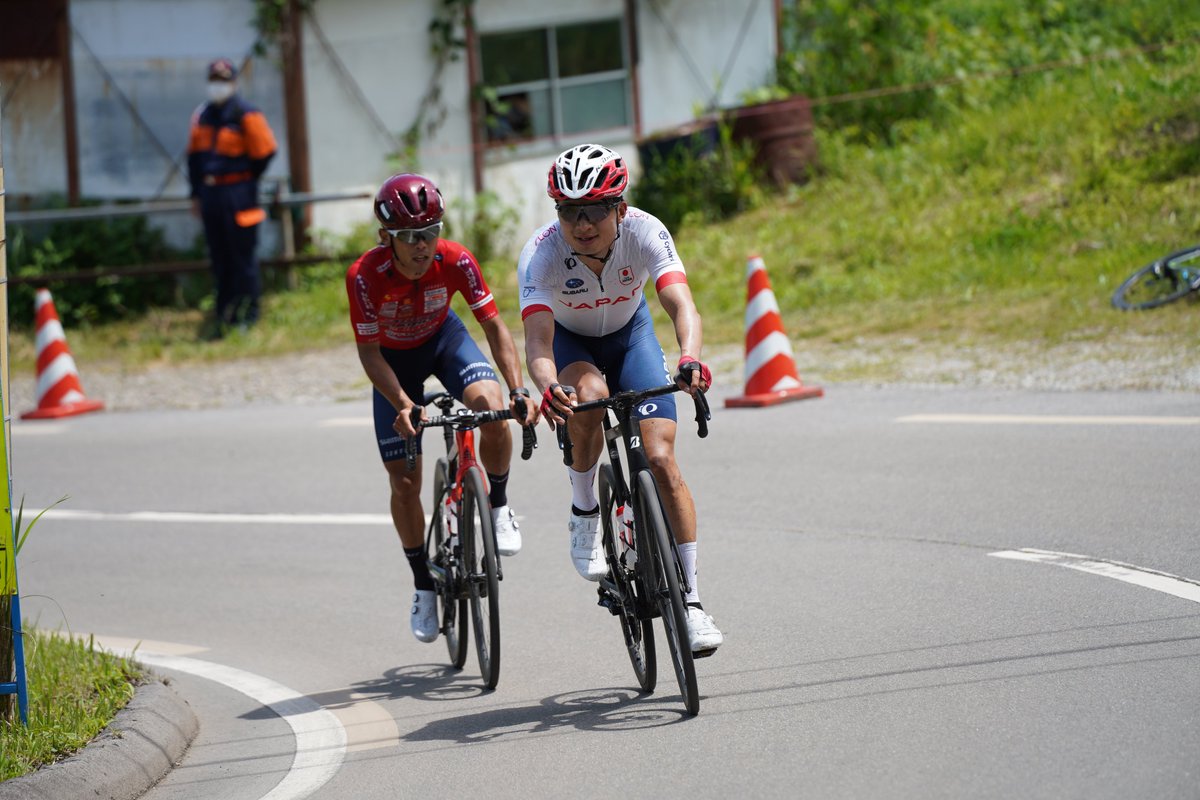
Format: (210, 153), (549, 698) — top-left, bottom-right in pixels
(680, 38), (1200, 347)
(9, 29), (1200, 378)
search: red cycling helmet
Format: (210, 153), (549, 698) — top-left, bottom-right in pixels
(374, 173), (445, 229)
(547, 144), (628, 202)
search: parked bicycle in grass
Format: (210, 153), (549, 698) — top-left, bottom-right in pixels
(1111, 244), (1200, 310)
(557, 382), (711, 716)
(410, 392), (537, 689)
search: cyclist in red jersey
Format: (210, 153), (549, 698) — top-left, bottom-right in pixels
(347, 173), (537, 644)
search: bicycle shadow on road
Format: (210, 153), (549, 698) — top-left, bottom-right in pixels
(403, 687), (689, 744)
(237, 663), (492, 723)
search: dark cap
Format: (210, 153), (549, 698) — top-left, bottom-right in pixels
(207, 58), (237, 81)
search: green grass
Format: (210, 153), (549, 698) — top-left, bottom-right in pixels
(0, 628), (143, 781)
(9, 41), (1200, 378)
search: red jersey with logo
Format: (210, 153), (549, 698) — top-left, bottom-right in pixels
(346, 240), (498, 349)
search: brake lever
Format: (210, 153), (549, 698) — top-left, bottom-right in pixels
(693, 390), (710, 439)
(514, 396), (538, 460)
(404, 405), (423, 471)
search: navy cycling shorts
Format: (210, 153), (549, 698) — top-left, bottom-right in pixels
(373, 311), (498, 462)
(552, 297), (676, 422)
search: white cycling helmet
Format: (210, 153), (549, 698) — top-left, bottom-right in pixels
(547, 143), (629, 202)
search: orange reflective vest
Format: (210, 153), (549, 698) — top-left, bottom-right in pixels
(187, 95), (277, 213)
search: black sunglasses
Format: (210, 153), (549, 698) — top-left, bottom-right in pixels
(556, 202), (619, 225)
(386, 222), (443, 244)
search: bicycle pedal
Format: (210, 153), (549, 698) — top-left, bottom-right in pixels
(691, 646), (718, 659)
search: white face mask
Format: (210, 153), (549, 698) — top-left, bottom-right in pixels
(207, 81), (235, 104)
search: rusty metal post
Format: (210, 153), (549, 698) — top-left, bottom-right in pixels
(57, 0), (81, 205)
(281, 0), (312, 250)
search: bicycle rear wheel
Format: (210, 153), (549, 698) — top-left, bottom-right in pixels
(599, 464), (656, 693)
(430, 459), (467, 669)
(1112, 245), (1200, 310)
(461, 466), (501, 689)
(635, 470), (698, 716)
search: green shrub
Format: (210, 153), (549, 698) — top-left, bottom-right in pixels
(776, 0), (1200, 143)
(8, 212), (201, 328)
(632, 120), (767, 231)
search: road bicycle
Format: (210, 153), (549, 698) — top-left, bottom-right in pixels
(1111, 244), (1200, 310)
(557, 382), (711, 716)
(408, 392), (537, 689)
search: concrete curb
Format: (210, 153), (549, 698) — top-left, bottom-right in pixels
(0, 675), (198, 800)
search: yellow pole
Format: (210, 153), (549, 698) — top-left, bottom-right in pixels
(0, 92), (26, 725)
(0, 87), (12, 596)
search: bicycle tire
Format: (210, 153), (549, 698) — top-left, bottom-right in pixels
(599, 464), (656, 693)
(1112, 245), (1200, 310)
(431, 459), (468, 669)
(461, 466), (501, 689)
(635, 470), (698, 716)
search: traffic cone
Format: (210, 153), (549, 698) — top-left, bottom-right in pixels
(22, 288), (105, 420)
(725, 255), (823, 408)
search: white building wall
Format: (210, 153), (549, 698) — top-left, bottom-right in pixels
(303, 0), (445, 241)
(69, 0), (288, 200)
(4, 0), (777, 257)
(0, 62), (66, 198)
(635, 0), (777, 136)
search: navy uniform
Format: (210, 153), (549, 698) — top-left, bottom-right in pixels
(187, 58), (277, 331)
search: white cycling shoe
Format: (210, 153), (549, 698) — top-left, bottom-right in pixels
(569, 509), (606, 581)
(492, 505), (522, 556)
(685, 606), (723, 656)
(410, 589), (439, 643)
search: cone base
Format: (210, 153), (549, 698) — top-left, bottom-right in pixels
(22, 399), (106, 420)
(724, 385), (823, 408)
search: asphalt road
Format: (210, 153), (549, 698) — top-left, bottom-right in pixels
(11, 384), (1200, 799)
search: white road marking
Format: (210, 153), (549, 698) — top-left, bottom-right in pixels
(898, 413), (1200, 426)
(990, 548), (1200, 604)
(105, 645), (347, 800)
(37, 509), (394, 526)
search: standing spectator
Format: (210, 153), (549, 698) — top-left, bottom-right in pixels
(187, 58), (277, 337)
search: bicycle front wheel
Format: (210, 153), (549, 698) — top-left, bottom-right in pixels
(635, 470), (698, 716)
(461, 466), (501, 689)
(431, 458), (467, 669)
(1112, 245), (1200, 310)
(600, 464), (656, 693)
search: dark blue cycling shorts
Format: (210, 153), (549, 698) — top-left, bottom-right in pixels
(553, 297), (676, 422)
(373, 311), (498, 462)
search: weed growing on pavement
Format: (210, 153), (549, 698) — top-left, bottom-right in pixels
(0, 629), (143, 781)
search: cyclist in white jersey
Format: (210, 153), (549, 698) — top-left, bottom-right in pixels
(518, 143), (723, 655)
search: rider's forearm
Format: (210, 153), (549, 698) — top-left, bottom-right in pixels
(527, 354), (560, 394)
(660, 284), (703, 359)
(482, 318), (526, 393)
(356, 344), (409, 410)
(522, 315), (560, 392)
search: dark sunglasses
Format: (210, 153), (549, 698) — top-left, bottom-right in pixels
(556, 202), (618, 225)
(386, 222), (443, 244)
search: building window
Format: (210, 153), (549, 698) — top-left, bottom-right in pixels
(479, 18), (630, 147)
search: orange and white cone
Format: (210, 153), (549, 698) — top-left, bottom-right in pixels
(725, 255), (823, 408)
(21, 288), (105, 420)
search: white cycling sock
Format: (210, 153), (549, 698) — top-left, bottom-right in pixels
(569, 462), (600, 513)
(678, 541), (699, 605)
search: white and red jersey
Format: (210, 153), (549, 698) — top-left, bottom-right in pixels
(346, 239), (498, 349)
(517, 207), (687, 337)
